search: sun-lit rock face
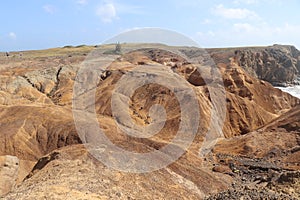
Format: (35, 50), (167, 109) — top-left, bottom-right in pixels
(0, 44), (299, 199)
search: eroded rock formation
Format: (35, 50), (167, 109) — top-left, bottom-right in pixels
(224, 45), (300, 86)
(0, 44), (299, 199)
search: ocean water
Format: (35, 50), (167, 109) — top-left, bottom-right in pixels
(276, 85), (300, 99)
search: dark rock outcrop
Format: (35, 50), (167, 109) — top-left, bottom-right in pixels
(233, 45), (300, 86)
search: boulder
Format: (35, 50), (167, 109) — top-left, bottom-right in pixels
(0, 155), (19, 196)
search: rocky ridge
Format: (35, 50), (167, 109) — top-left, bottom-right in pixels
(0, 44), (299, 199)
(208, 44), (300, 86)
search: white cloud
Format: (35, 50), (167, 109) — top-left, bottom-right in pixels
(232, 22), (300, 37)
(77, 0), (88, 5)
(233, 23), (256, 32)
(196, 22), (300, 49)
(201, 19), (213, 25)
(233, 0), (258, 5)
(43, 4), (56, 14)
(115, 3), (144, 15)
(213, 4), (259, 20)
(8, 32), (17, 40)
(95, 2), (143, 23)
(255, 23), (300, 46)
(96, 3), (117, 23)
(234, 0), (284, 5)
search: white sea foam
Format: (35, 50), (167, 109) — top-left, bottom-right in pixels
(276, 85), (300, 99)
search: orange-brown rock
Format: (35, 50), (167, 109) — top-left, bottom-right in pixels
(0, 44), (299, 199)
(0, 155), (19, 197)
(5, 144), (231, 199)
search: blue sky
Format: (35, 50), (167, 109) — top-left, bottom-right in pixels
(1, 0), (300, 51)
